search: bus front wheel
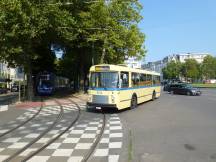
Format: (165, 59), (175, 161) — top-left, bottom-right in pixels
(130, 95), (137, 109)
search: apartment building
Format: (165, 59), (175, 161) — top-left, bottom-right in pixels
(142, 53), (210, 80)
(0, 62), (24, 87)
(124, 57), (142, 69)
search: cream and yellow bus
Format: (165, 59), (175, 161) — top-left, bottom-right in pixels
(87, 64), (161, 110)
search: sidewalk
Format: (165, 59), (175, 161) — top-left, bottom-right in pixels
(72, 91), (88, 101)
(0, 93), (18, 112)
(13, 92), (88, 109)
(0, 92), (88, 112)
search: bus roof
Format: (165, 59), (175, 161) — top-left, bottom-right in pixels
(90, 64), (160, 76)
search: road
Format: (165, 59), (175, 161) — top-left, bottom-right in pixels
(119, 89), (216, 162)
(0, 89), (216, 162)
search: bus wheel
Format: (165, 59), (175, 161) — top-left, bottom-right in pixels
(152, 91), (156, 101)
(130, 95), (137, 109)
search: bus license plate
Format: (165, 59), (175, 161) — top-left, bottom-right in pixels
(96, 107), (101, 110)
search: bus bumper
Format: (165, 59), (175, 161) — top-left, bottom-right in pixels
(87, 102), (117, 110)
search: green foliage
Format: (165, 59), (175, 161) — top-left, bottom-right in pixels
(183, 59), (200, 80)
(57, 0), (146, 89)
(66, 0), (145, 64)
(162, 61), (182, 79)
(0, 0), (146, 98)
(162, 56), (216, 82)
(201, 55), (216, 79)
(0, 0), (75, 67)
(0, 0), (76, 99)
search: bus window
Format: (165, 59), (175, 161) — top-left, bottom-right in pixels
(120, 72), (129, 88)
(132, 73), (140, 87)
(90, 72), (119, 88)
(140, 74), (146, 86)
(153, 75), (156, 85)
(156, 76), (161, 84)
(146, 74), (152, 86)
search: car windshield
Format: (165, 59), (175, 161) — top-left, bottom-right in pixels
(90, 72), (119, 88)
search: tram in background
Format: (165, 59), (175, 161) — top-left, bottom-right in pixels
(87, 64), (161, 110)
(36, 72), (69, 95)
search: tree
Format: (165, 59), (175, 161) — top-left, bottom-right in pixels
(0, 0), (146, 98)
(83, 0), (145, 64)
(0, 0), (75, 100)
(201, 55), (216, 79)
(162, 61), (182, 79)
(183, 59), (200, 82)
(58, 0), (145, 90)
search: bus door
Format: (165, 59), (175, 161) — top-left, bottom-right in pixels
(118, 72), (130, 108)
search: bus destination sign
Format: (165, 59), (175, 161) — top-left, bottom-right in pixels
(95, 66), (110, 71)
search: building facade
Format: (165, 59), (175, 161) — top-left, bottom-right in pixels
(124, 57), (142, 69)
(175, 53), (208, 63)
(142, 53), (210, 80)
(0, 62), (24, 87)
(0, 62), (9, 82)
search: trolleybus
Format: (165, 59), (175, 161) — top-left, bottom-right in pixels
(87, 64), (161, 110)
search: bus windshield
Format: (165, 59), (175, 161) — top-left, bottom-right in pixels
(90, 72), (119, 88)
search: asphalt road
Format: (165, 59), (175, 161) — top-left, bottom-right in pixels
(1, 89), (216, 162)
(119, 88), (216, 162)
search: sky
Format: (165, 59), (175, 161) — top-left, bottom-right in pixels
(139, 0), (216, 62)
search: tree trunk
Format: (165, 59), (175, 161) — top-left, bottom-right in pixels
(26, 61), (34, 101)
(100, 47), (106, 64)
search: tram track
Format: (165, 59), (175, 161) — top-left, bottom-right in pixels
(21, 98), (81, 162)
(0, 99), (43, 139)
(82, 112), (106, 162)
(21, 97), (106, 162)
(72, 95), (107, 162)
(0, 96), (108, 162)
(3, 99), (64, 162)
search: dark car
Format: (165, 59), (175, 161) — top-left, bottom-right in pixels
(163, 83), (171, 91)
(169, 84), (201, 96)
(0, 87), (8, 94)
(11, 85), (19, 92)
(163, 80), (185, 91)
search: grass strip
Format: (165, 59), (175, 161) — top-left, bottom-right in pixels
(192, 83), (216, 88)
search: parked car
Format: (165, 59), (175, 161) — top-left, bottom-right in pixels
(0, 87), (8, 94)
(11, 85), (26, 93)
(167, 83), (180, 92)
(11, 85), (19, 92)
(168, 84), (201, 96)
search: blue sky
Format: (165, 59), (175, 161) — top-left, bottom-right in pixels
(139, 0), (216, 62)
